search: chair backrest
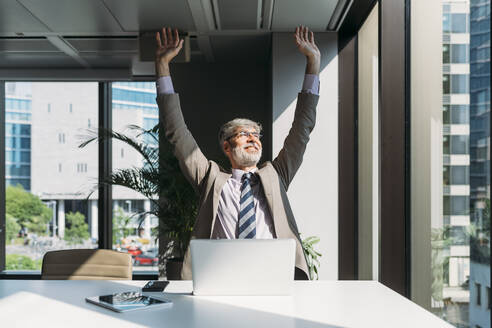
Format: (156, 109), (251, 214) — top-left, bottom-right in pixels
(41, 249), (132, 280)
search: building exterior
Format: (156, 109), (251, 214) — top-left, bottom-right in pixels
(5, 81), (159, 246)
(442, 0), (471, 291)
(468, 0), (491, 326)
(5, 82), (32, 192)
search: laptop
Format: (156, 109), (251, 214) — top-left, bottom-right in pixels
(190, 239), (296, 296)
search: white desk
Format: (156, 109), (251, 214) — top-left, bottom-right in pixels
(0, 280), (451, 327)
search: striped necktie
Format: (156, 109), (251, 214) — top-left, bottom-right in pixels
(238, 172), (256, 239)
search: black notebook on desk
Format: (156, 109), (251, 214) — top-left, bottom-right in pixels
(86, 291), (172, 313)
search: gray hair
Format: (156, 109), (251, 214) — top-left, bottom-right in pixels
(218, 118), (262, 151)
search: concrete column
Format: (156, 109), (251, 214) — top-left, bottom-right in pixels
(57, 200), (65, 238)
(271, 32), (338, 279)
(410, 0), (442, 310)
(144, 200), (151, 239)
(90, 199), (98, 239)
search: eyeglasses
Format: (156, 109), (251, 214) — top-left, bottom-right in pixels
(227, 131), (262, 140)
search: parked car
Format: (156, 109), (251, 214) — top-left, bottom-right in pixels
(126, 245), (142, 257)
(133, 251), (158, 266)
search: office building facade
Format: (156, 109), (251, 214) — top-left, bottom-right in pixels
(5, 81), (159, 253)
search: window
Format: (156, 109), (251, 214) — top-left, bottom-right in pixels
(451, 13), (468, 33)
(450, 226), (469, 245)
(76, 163), (87, 173)
(443, 196), (470, 216)
(450, 135), (469, 154)
(444, 166), (469, 185)
(450, 105), (469, 124)
(443, 136), (450, 154)
(443, 44), (450, 64)
(451, 75), (470, 94)
(443, 105), (450, 124)
(476, 283), (482, 306)
(451, 166), (469, 185)
(451, 44), (469, 63)
(419, 3), (490, 326)
(443, 13), (451, 33)
(443, 74), (450, 94)
(4, 82), (98, 272)
(487, 287), (491, 309)
(112, 81), (159, 273)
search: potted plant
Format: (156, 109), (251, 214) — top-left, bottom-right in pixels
(301, 235), (322, 280)
(80, 124), (197, 279)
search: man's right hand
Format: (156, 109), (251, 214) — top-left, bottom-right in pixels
(155, 27), (184, 77)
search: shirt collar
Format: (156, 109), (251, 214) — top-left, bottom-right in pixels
(231, 167), (258, 182)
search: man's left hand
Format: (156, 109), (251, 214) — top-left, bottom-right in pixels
(294, 25), (320, 60)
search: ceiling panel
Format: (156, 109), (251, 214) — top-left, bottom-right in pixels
(210, 34), (270, 63)
(0, 1), (50, 34)
(19, 0), (122, 33)
(102, 0), (195, 32)
(217, 0), (259, 29)
(0, 38), (58, 52)
(271, 0), (339, 31)
(65, 38), (138, 53)
(0, 53), (80, 68)
(81, 53), (134, 68)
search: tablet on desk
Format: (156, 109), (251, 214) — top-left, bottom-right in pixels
(86, 291), (172, 313)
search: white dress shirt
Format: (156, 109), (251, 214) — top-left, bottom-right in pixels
(211, 168), (276, 239)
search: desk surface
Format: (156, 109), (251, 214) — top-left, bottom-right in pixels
(0, 280), (451, 328)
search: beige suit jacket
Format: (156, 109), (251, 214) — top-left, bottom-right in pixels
(156, 91), (319, 280)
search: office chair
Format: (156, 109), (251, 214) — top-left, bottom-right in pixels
(41, 249), (132, 280)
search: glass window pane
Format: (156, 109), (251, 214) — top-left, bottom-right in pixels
(451, 13), (468, 33)
(443, 74), (450, 94)
(450, 166), (469, 185)
(4, 82), (98, 272)
(443, 166), (450, 185)
(443, 44), (450, 64)
(451, 44), (469, 63)
(443, 13), (451, 33)
(111, 81), (159, 273)
(450, 105), (469, 124)
(443, 196), (470, 215)
(429, 2), (490, 327)
(443, 105), (450, 124)
(450, 135), (469, 154)
(443, 135), (450, 154)
(451, 75), (470, 94)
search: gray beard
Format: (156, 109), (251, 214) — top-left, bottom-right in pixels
(232, 143), (262, 167)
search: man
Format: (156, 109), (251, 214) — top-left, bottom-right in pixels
(155, 25), (320, 280)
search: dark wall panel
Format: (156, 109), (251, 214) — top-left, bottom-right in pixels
(379, 0), (408, 296)
(338, 36), (357, 280)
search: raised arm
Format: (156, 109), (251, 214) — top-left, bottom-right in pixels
(155, 27), (209, 191)
(272, 26), (320, 190)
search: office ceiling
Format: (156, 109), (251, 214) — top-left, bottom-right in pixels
(0, 0), (347, 75)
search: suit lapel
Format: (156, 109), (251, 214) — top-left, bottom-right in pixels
(256, 165), (281, 237)
(209, 171), (231, 237)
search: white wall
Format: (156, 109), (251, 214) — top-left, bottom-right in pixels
(271, 32), (338, 280)
(410, 0), (442, 310)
